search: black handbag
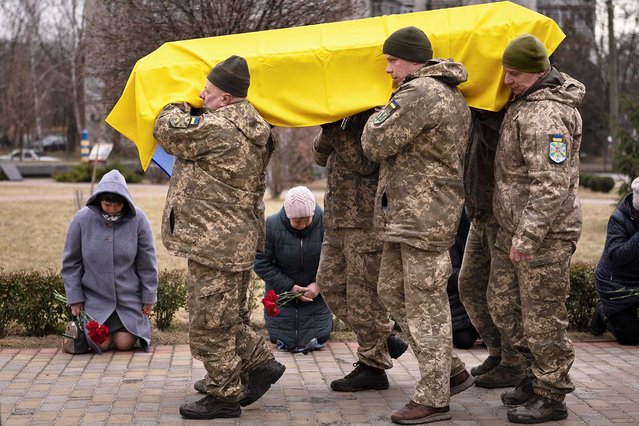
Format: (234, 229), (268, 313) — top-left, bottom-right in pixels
(62, 319), (89, 354)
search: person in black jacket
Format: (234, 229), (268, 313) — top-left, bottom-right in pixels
(254, 186), (333, 353)
(591, 178), (639, 345)
(448, 209), (479, 349)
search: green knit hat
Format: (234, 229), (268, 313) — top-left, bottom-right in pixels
(383, 26), (433, 63)
(207, 55), (250, 97)
(502, 34), (550, 73)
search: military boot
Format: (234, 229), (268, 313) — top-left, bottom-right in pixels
(507, 395), (568, 424)
(474, 364), (525, 388)
(331, 362), (389, 392)
(240, 359), (286, 406)
(450, 368), (474, 396)
(501, 376), (536, 407)
(194, 378), (206, 394)
(179, 395), (241, 419)
(195, 372), (248, 394)
(391, 400), (451, 424)
(387, 335), (409, 359)
(470, 355), (501, 376)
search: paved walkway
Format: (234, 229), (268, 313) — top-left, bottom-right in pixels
(1, 341), (638, 425)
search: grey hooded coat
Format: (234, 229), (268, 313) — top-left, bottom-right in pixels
(61, 170), (158, 351)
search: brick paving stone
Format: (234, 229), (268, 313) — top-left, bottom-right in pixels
(1, 341), (639, 425)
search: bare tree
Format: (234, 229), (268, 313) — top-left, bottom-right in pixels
(0, 0), (86, 157)
(87, 0), (358, 119)
(595, 0), (639, 170)
(84, 0), (358, 175)
(46, 0), (88, 152)
(0, 0), (43, 155)
(269, 127), (320, 199)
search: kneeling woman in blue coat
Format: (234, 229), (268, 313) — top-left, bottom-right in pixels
(62, 170), (158, 352)
(254, 186), (333, 353)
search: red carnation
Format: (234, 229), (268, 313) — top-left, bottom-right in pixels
(86, 320), (110, 345)
(260, 289), (304, 317)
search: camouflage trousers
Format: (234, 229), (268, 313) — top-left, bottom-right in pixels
(317, 228), (394, 370)
(187, 259), (273, 401)
(238, 270), (251, 325)
(489, 238), (576, 400)
(458, 215), (520, 366)
(378, 242), (465, 407)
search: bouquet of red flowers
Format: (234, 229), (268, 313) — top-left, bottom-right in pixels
(84, 320), (110, 345)
(261, 289), (304, 317)
(54, 290), (110, 348)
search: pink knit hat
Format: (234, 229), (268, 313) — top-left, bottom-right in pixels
(284, 186), (316, 218)
(632, 178), (639, 211)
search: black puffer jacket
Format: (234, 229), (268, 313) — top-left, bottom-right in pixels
(595, 193), (639, 316)
(254, 205), (332, 352)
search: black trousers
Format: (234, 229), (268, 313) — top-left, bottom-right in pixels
(453, 326), (480, 349)
(607, 305), (639, 345)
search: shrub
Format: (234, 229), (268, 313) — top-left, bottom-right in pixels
(588, 176), (615, 193)
(9, 270), (67, 336)
(154, 269), (188, 330)
(53, 164), (91, 182)
(613, 97), (639, 197)
(567, 262), (599, 331)
(53, 163), (142, 184)
(579, 174), (592, 188)
(618, 181), (632, 199)
(0, 269), (20, 337)
(0, 269), (190, 336)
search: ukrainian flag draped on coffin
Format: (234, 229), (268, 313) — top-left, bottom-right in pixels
(105, 1), (565, 172)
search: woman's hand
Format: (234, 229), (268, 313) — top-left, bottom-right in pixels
(301, 282), (320, 302)
(143, 304), (154, 317)
(70, 303), (84, 317)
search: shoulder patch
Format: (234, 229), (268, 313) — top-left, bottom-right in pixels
(169, 115), (201, 128)
(373, 100), (400, 125)
(549, 134), (566, 164)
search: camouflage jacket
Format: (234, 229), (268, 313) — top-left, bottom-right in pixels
(493, 68), (584, 254)
(312, 112), (379, 229)
(153, 101), (272, 271)
(362, 59), (471, 251)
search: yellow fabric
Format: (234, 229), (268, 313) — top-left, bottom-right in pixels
(106, 1), (564, 170)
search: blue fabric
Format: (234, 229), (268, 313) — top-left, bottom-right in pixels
(152, 144), (175, 176)
(595, 193), (639, 317)
(254, 205), (332, 351)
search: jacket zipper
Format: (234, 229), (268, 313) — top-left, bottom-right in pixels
(296, 237), (304, 349)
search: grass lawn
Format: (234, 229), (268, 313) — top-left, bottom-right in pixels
(0, 180), (325, 271)
(0, 179), (615, 270)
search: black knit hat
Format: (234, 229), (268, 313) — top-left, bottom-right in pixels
(383, 26), (433, 63)
(502, 34), (550, 73)
(207, 55), (250, 98)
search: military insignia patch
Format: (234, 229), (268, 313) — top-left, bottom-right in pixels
(373, 100), (400, 124)
(548, 134), (566, 164)
(169, 115), (201, 128)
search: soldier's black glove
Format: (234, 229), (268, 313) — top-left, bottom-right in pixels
(320, 119), (343, 131)
(342, 108), (376, 134)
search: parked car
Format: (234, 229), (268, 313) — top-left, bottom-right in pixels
(0, 149), (61, 162)
(41, 135), (67, 151)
